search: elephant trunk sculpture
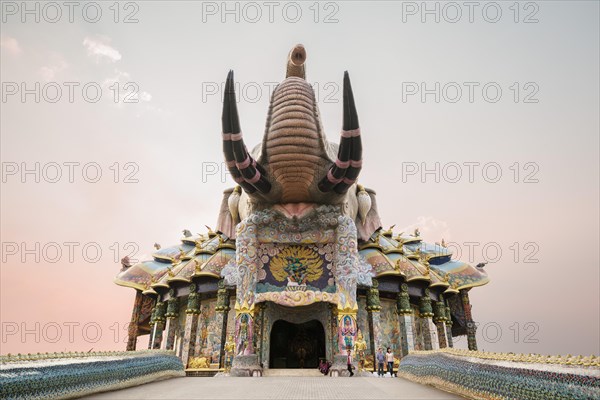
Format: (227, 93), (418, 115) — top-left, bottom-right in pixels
(221, 44), (363, 207)
(286, 44), (306, 79)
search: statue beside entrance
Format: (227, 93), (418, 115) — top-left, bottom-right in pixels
(224, 336), (235, 372)
(354, 331), (368, 371)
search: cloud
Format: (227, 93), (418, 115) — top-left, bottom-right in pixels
(39, 55), (68, 81)
(0, 35), (22, 56)
(103, 69), (131, 87)
(102, 69), (152, 106)
(83, 36), (121, 63)
(139, 91), (152, 102)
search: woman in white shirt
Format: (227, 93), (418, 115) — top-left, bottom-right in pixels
(386, 348), (395, 377)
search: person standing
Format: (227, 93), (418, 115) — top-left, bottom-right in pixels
(386, 347), (395, 377)
(376, 347), (385, 376)
(347, 349), (354, 377)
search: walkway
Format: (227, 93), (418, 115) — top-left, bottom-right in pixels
(84, 376), (462, 399)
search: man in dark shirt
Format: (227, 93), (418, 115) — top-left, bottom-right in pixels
(376, 348), (385, 376)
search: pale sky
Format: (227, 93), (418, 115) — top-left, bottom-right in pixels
(1, 1), (598, 356)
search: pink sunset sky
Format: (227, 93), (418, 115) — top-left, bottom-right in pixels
(1, 1), (598, 357)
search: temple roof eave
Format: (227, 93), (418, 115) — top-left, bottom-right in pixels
(113, 277), (146, 292)
(115, 227), (490, 298)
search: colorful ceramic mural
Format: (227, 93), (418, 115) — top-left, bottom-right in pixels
(338, 314), (357, 353)
(223, 206), (373, 310)
(256, 243), (336, 293)
(412, 305), (424, 350)
(379, 299), (400, 352)
(197, 298), (220, 362)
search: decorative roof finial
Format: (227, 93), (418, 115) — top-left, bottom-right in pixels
(205, 225), (216, 238)
(395, 259), (402, 272)
(154, 243), (161, 250)
(382, 224), (395, 237)
(166, 265), (175, 277)
(120, 256), (131, 269)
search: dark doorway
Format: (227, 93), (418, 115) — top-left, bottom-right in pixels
(269, 319), (326, 369)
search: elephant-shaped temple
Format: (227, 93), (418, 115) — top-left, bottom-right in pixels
(114, 44), (489, 377)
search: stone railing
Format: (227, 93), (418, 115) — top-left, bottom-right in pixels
(0, 350), (184, 399)
(0, 349), (174, 364)
(398, 349), (600, 400)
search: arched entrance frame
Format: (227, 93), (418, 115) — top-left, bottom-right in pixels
(259, 302), (332, 369)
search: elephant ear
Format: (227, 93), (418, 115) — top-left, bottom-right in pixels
(216, 188), (236, 239)
(357, 185), (372, 225)
(355, 187), (382, 242)
(318, 71), (362, 194)
(227, 186), (241, 222)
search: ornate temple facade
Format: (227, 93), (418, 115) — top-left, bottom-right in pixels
(114, 45), (489, 376)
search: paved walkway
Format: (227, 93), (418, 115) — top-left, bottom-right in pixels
(84, 376), (462, 399)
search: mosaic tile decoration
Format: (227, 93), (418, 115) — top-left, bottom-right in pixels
(0, 350), (184, 400)
(398, 349), (600, 400)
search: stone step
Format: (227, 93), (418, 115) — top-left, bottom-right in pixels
(262, 368), (325, 377)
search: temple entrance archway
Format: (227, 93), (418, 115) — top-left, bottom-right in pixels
(269, 319), (326, 369)
(259, 302), (333, 369)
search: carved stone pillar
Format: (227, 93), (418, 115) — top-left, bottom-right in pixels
(164, 289), (180, 350)
(366, 279), (382, 371)
(433, 294), (448, 349)
(148, 310), (154, 350)
(146, 296), (157, 349)
(215, 280), (231, 368)
(396, 283), (414, 357)
(151, 300), (166, 349)
(255, 302), (266, 366)
(180, 283), (200, 368)
(445, 301), (454, 348)
(419, 289), (437, 350)
(461, 289), (478, 351)
(328, 303), (338, 362)
(126, 291), (144, 351)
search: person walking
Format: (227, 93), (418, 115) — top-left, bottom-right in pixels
(347, 349), (354, 377)
(386, 347), (395, 377)
(376, 347), (385, 376)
